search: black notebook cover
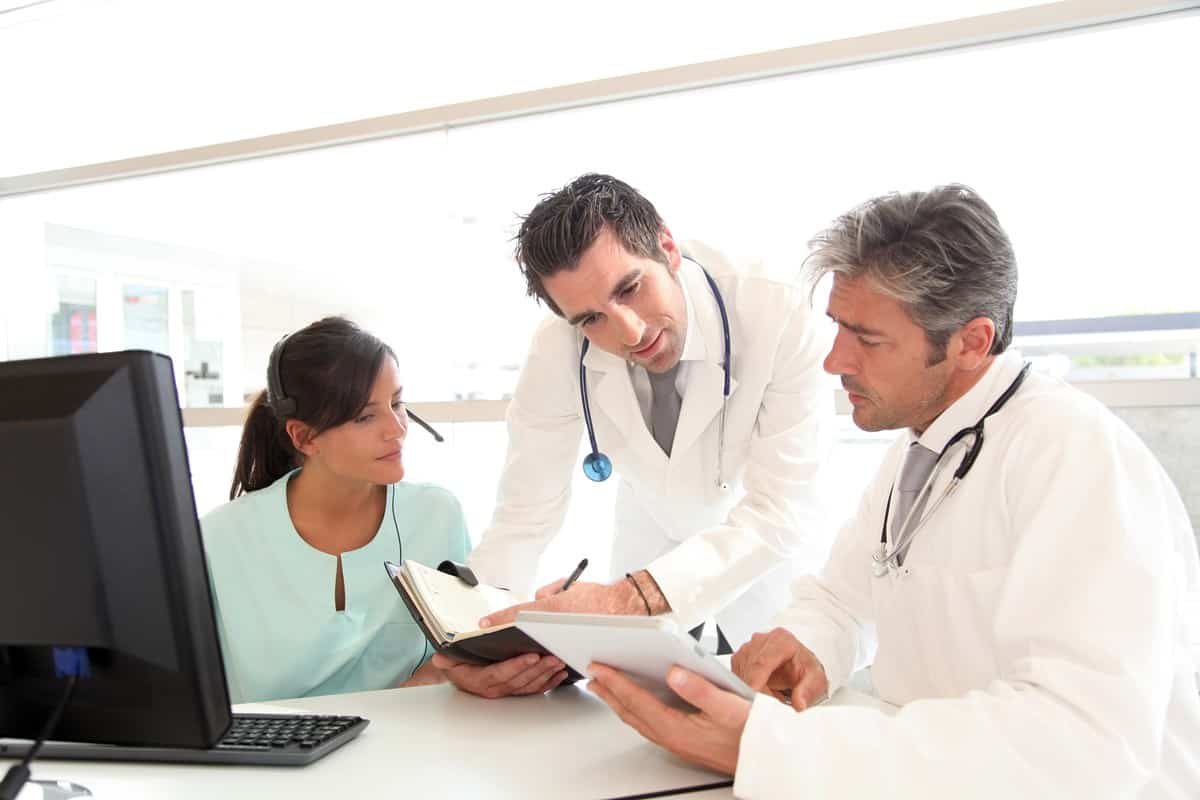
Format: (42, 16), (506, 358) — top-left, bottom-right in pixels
(386, 562), (582, 683)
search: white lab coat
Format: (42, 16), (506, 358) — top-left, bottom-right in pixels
(469, 245), (833, 646)
(735, 350), (1200, 799)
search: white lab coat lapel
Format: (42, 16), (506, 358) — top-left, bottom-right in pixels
(671, 259), (739, 460)
(582, 338), (668, 474)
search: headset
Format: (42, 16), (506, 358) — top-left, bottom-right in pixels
(266, 332), (443, 440)
(266, 332), (298, 418)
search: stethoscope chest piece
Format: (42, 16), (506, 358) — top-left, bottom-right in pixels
(582, 451), (613, 482)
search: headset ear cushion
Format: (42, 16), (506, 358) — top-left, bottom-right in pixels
(266, 333), (296, 418)
(272, 396), (297, 418)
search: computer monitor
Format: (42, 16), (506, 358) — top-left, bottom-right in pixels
(0, 350), (230, 748)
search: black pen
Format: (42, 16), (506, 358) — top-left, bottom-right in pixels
(558, 558), (589, 593)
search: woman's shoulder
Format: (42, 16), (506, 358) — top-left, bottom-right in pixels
(392, 480), (464, 515)
(388, 481), (470, 559)
(200, 473), (292, 545)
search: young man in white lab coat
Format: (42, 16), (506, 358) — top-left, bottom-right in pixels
(588, 184), (1200, 797)
(434, 174), (834, 699)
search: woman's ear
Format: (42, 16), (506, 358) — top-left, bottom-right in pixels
(285, 418), (317, 457)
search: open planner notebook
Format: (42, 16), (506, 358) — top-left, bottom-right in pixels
(384, 560), (583, 681)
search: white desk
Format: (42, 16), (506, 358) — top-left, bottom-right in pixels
(6, 683), (733, 800)
(6, 684), (892, 800)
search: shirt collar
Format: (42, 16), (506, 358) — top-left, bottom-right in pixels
(911, 349), (1026, 453)
(677, 254), (717, 364)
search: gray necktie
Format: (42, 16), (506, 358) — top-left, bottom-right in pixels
(648, 367), (682, 457)
(891, 442), (939, 548)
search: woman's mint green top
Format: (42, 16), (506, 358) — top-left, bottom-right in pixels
(200, 470), (470, 703)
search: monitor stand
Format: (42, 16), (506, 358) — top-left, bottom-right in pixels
(27, 779), (92, 799)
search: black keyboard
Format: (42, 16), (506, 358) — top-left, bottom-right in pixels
(0, 713), (369, 767)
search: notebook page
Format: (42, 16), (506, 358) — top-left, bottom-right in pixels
(403, 560), (528, 637)
(399, 571), (452, 643)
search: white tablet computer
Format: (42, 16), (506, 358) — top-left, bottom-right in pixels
(516, 611), (756, 703)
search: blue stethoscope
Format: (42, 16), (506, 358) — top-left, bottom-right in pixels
(580, 262), (732, 489)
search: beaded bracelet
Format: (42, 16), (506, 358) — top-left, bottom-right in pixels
(625, 572), (653, 615)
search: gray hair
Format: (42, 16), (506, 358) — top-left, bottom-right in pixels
(804, 184), (1017, 360)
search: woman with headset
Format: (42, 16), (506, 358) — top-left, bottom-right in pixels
(200, 316), (469, 703)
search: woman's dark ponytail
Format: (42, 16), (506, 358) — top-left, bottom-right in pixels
(229, 389), (296, 499)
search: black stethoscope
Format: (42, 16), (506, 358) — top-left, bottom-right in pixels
(873, 361), (1031, 577)
(580, 261), (732, 489)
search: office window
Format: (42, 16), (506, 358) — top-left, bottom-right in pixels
(182, 289), (226, 407)
(2, 12), (1197, 538)
(122, 283), (170, 354)
(49, 272), (98, 355)
(0, 224), (243, 403)
(4, 15), (1195, 398)
(442, 14), (1200, 384)
(185, 426), (242, 516)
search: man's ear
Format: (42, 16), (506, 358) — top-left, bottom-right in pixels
(285, 418), (317, 457)
(954, 316), (996, 370)
(659, 225), (682, 273)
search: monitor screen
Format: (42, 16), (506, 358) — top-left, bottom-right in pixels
(0, 350), (230, 748)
